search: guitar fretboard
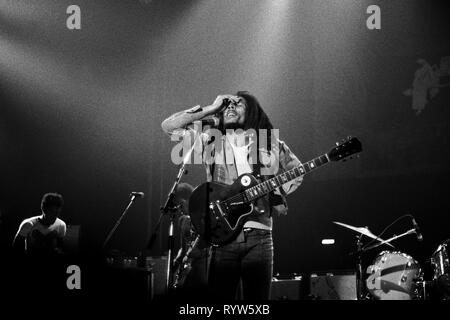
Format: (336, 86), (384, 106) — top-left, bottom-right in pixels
(244, 153), (330, 202)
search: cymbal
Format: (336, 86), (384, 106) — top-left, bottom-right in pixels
(333, 221), (394, 247)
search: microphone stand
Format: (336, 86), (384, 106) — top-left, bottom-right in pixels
(146, 128), (203, 294)
(102, 193), (140, 249)
(360, 228), (416, 253)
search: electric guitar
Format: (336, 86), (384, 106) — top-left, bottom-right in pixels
(188, 137), (362, 246)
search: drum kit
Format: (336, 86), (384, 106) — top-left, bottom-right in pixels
(334, 221), (450, 300)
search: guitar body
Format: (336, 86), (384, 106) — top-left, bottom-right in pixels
(187, 137), (362, 246)
(189, 173), (259, 246)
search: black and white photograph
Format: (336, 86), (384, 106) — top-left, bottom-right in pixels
(1, 0), (449, 315)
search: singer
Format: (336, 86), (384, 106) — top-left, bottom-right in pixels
(161, 91), (304, 300)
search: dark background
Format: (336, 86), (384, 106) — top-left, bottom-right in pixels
(1, 0), (449, 283)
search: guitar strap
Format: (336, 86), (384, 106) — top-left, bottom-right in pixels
(252, 149), (286, 213)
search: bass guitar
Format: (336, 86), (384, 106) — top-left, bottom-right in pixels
(173, 235), (200, 289)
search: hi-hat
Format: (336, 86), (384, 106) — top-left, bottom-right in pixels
(333, 221), (394, 247)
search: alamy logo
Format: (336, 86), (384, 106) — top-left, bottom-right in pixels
(66, 5), (81, 30)
(366, 5), (381, 30)
(66, 265), (81, 290)
(170, 126), (280, 176)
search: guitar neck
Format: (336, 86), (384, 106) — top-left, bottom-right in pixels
(244, 153), (330, 202)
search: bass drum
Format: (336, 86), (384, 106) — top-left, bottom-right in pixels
(366, 251), (422, 300)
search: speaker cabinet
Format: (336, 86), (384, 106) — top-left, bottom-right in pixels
(146, 256), (169, 297)
(100, 265), (153, 302)
(309, 271), (357, 300)
(271, 277), (306, 300)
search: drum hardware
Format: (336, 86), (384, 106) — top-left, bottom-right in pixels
(362, 226), (425, 300)
(366, 251), (423, 300)
(360, 228), (417, 253)
(333, 221), (394, 300)
(430, 239), (449, 280)
(363, 229), (424, 300)
(333, 220), (423, 300)
(333, 221), (394, 248)
(430, 239), (450, 300)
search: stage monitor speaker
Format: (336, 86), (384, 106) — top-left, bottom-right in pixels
(271, 277), (306, 300)
(309, 271), (357, 300)
(103, 266), (153, 301)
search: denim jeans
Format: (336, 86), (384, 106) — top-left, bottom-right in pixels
(209, 228), (273, 300)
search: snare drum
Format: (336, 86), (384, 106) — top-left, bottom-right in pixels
(366, 251), (422, 300)
(431, 240), (450, 280)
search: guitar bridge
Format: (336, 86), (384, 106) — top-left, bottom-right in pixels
(215, 200), (226, 217)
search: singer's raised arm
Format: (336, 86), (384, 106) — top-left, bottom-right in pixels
(161, 105), (213, 135)
(160, 94), (237, 135)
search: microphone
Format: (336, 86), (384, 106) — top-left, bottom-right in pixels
(186, 98), (234, 129)
(192, 116), (220, 128)
(222, 98), (232, 108)
(130, 192), (145, 198)
(412, 217), (423, 242)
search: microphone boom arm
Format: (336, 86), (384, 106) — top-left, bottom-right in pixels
(360, 229), (416, 253)
(102, 193), (141, 249)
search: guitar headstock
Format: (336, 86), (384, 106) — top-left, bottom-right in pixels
(328, 136), (362, 162)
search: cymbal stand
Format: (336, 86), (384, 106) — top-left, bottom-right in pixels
(355, 233), (365, 300)
(361, 228), (416, 252)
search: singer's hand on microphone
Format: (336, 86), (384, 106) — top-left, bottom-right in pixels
(211, 94), (238, 113)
